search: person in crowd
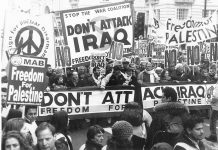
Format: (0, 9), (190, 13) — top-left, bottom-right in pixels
(101, 65), (127, 89)
(121, 58), (130, 74)
(129, 63), (139, 77)
(120, 102), (152, 150)
(174, 115), (205, 150)
(122, 67), (138, 87)
(66, 67), (73, 78)
(89, 67), (105, 87)
(34, 122), (57, 150)
(147, 87), (189, 149)
(53, 74), (67, 90)
(150, 142), (173, 150)
(79, 125), (105, 150)
(188, 65), (202, 82)
(171, 63), (190, 82)
(6, 108), (22, 120)
(66, 71), (81, 88)
(24, 105), (38, 146)
(78, 66), (92, 87)
(205, 81), (218, 142)
(199, 68), (215, 83)
(2, 130), (33, 150)
(155, 67), (163, 78)
(137, 61), (160, 85)
(160, 69), (172, 83)
(102, 120), (133, 150)
(46, 64), (56, 91)
(4, 118), (34, 146)
(50, 110), (73, 150)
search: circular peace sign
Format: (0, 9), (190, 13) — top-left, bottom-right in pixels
(15, 26), (44, 56)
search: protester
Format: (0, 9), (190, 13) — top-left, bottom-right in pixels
(4, 118), (34, 146)
(102, 120), (133, 150)
(6, 108), (22, 121)
(147, 87), (189, 149)
(205, 81), (218, 142)
(174, 115), (205, 150)
(137, 61), (160, 85)
(50, 110), (73, 150)
(34, 122), (57, 150)
(79, 125), (105, 150)
(122, 67), (138, 86)
(171, 63), (190, 82)
(160, 69), (172, 83)
(66, 71), (81, 88)
(120, 102), (151, 150)
(89, 67), (105, 87)
(78, 66), (92, 87)
(24, 105), (38, 146)
(101, 65), (126, 88)
(2, 130), (33, 150)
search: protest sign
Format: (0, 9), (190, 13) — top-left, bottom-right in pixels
(165, 11), (218, 45)
(152, 44), (165, 64)
(186, 43), (201, 65)
(59, 1), (133, 67)
(141, 83), (216, 109)
(7, 55), (47, 105)
(90, 52), (106, 75)
(2, 12), (55, 68)
(38, 87), (135, 116)
(165, 46), (178, 68)
(108, 41), (124, 61)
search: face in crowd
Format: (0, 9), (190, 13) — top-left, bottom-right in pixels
(187, 122), (204, 141)
(146, 62), (153, 71)
(72, 72), (79, 82)
(37, 128), (56, 150)
(92, 131), (104, 145)
(26, 107), (37, 123)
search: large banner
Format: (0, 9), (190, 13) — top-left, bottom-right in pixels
(7, 55), (47, 105)
(165, 11), (218, 45)
(2, 13), (55, 68)
(141, 83), (216, 109)
(59, 2), (133, 67)
(39, 87), (135, 116)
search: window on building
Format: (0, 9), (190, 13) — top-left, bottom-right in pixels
(154, 9), (160, 20)
(202, 9), (215, 17)
(177, 9), (188, 20)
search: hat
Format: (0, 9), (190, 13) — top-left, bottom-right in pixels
(112, 121), (133, 139)
(150, 142), (173, 150)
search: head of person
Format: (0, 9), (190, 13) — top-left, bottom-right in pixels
(145, 62), (153, 71)
(1, 87), (7, 107)
(2, 131), (32, 150)
(35, 122), (56, 150)
(55, 68), (64, 76)
(121, 102), (143, 127)
(87, 125), (105, 145)
(184, 115), (204, 141)
(7, 109), (22, 121)
(175, 63), (184, 74)
(113, 65), (121, 76)
(201, 68), (209, 77)
(161, 87), (177, 103)
(4, 118), (32, 145)
(71, 71), (79, 82)
(125, 67), (133, 77)
(25, 105), (37, 123)
(140, 61), (147, 71)
(112, 120), (133, 141)
(78, 66), (86, 75)
(162, 69), (171, 79)
(155, 67), (163, 77)
(93, 67), (101, 77)
(66, 67), (72, 75)
(122, 59), (129, 69)
(50, 110), (69, 134)
(150, 142), (173, 150)
(46, 64), (52, 74)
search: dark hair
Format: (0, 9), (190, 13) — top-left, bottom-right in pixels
(2, 131), (33, 150)
(162, 87), (177, 102)
(93, 67), (101, 72)
(107, 136), (133, 150)
(7, 109), (22, 120)
(184, 115), (204, 131)
(87, 125), (105, 141)
(25, 105), (37, 115)
(113, 65), (121, 71)
(50, 110), (68, 134)
(120, 102), (143, 126)
(4, 118), (25, 133)
(35, 122), (55, 137)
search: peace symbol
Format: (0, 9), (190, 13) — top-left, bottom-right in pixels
(15, 26), (44, 56)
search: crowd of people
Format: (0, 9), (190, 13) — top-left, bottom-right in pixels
(1, 86), (218, 150)
(44, 58), (218, 91)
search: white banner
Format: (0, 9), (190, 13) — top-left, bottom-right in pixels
(39, 88), (135, 116)
(2, 12), (55, 68)
(59, 2), (133, 67)
(141, 83), (216, 109)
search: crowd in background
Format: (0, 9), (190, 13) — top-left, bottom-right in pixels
(45, 58), (218, 91)
(2, 86), (218, 150)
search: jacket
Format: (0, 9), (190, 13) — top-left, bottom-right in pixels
(174, 132), (205, 150)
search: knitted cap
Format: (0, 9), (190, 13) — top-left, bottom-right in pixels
(112, 121), (133, 139)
